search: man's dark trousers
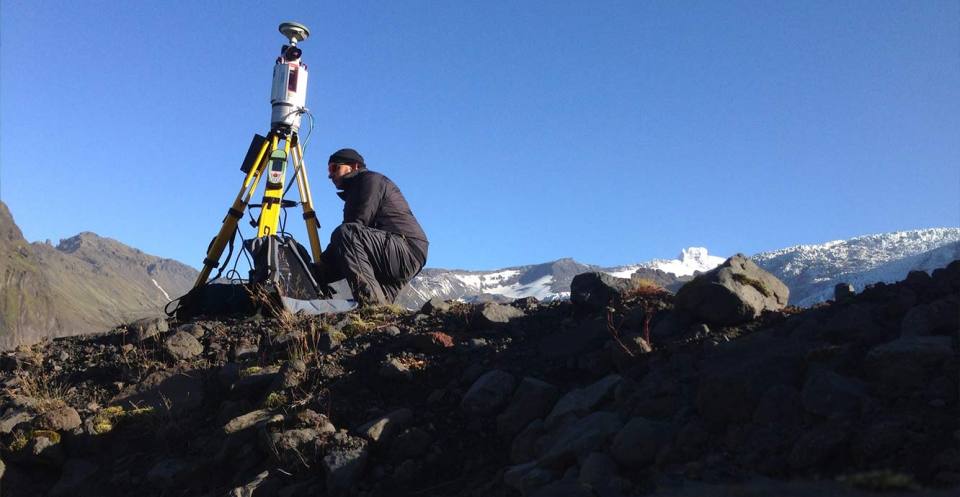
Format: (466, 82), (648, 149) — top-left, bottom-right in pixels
(324, 222), (424, 305)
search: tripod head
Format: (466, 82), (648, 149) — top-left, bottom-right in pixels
(271, 22), (311, 133)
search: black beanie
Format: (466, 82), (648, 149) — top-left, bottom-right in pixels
(329, 148), (365, 166)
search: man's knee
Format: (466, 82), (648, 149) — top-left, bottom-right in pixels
(330, 222), (365, 245)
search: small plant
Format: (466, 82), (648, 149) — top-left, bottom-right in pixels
(606, 308), (636, 358)
(247, 284), (289, 321)
(241, 366), (264, 377)
(13, 369), (67, 413)
(627, 278), (667, 298)
(6, 429), (62, 452)
(7, 430), (29, 451)
(340, 314), (376, 337)
(358, 303), (405, 320)
(90, 405), (155, 434)
(263, 391), (288, 410)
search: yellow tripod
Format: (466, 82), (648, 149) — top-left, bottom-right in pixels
(193, 130), (322, 288)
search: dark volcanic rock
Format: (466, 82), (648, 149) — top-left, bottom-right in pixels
(461, 369), (517, 416)
(570, 272), (633, 314)
(34, 406), (81, 432)
(474, 302), (525, 327)
(49, 458), (98, 496)
(409, 331), (454, 352)
(421, 297), (452, 314)
(129, 316), (169, 342)
(800, 367), (868, 419)
(901, 294), (959, 337)
(163, 331), (204, 360)
(537, 411), (623, 469)
(357, 408), (413, 445)
(788, 422), (850, 470)
(323, 433), (369, 496)
(110, 369), (204, 414)
(864, 336), (954, 396)
(834, 283), (855, 301)
(1, 258), (957, 497)
(696, 335), (805, 430)
(497, 377), (560, 436)
(610, 417), (673, 468)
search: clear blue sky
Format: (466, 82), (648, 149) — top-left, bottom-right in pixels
(2, 0), (958, 271)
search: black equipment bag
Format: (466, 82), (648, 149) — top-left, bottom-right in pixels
(245, 234), (324, 300)
(167, 234), (347, 321)
(169, 281), (255, 321)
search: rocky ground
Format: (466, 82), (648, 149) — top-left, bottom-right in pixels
(0, 257), (957, 497)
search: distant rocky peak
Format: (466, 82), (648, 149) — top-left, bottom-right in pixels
(0, 201), (26, 243)
(56, 232), (99, 253)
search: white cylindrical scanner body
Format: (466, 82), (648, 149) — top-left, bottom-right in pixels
(271, 60), (309, 131)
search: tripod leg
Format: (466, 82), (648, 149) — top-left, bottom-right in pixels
(257, 134), (289, 237)
(291, 135), (323, 262)
(193, 133), (274, 288)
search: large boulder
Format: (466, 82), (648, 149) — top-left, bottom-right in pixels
(474, 302), (525, 327)
(675, 254), (789, 325)
(356, 408), (413, 445)
(129, 317), (169, 342)
(544, 375), (621, 430)
(610, 417), (674, 468)
(497, 377), (560, 436)
(461, 370), (517, 416)
(863, 336), (955, 397)
(537, 411), (623, 469)
(323, 433), (369, 496)
(570, 272), (633, 314)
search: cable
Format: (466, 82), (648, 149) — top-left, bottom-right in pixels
(280, 108), (315, 201)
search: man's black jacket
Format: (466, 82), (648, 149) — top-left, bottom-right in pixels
(329, 169), (428, 261)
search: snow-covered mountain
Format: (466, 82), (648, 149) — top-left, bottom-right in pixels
(395, 249), (720, 309)
(604, 247), (727, 279)
(396, 228), (960, 310)
(751, 228), (960, 306)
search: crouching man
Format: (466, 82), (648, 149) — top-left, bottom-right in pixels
(314, 148), (428, 306)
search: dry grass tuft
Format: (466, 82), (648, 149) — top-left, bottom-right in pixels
(12, 369), (67, 413)
(626, 278), (668, 299)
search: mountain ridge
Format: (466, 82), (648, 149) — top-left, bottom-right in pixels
(3, 199), (956, 344)
(0, 202), (197, 348)
(398, 227), (960, 308)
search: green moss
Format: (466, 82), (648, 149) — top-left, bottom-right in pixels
(839, 470), (917, 491)
(732, 273), (771, 297)
(92, 418), (114, 435)
(340, 315), (375, 337)
(91, 405), (155, 434)
(31, 429), (61, 444)
(262, 392), (288, 410)
(358, 304), (404, 319)
(241, 366), (263, 377)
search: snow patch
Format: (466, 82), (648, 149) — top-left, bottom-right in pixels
(644, 247), (726, 277)
(483, 275), (555, 300)
(604, 265), (640, 279)
(152, 278), (171, 301)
